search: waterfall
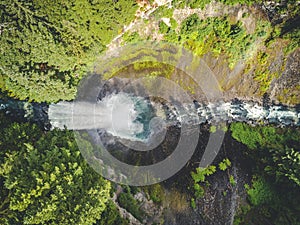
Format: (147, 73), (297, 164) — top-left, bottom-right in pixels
(48, 93), (157, 141)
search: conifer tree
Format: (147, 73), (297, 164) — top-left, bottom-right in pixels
(0, 0), (138, 102)
(0, 118), (111, 225)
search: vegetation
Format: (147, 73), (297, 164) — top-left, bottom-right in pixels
(193, 183), (205, 198)
(191, 165), (217, 183)
(137, 1), (299, 97)
(0, 114), (111, 225)
(152, 5), (174, 19)
(97, 200), (129, 225)
(219, 158), (231, 171)
(191, 166), (216, 198)
(103, 0), (298, 98)
(143, 183), (165, 204)
(229, 175), (236, 186)
(209, 125), (217, 133)
(172, 0), (218, 9)
(230, 122), (300, 186)
(171, 0), (261, 9)
(231, 123), (300, 224)
(0, 1), (299, 224)
(162, 14), (272, 69)
(234, 174), (300, 225)
(244, 177), (276, 206)
(122, 31), (144, 44)
(158, 20), (170, 34)
(172, 0), (300, 10)
(190, 198), (196, 209)
(191, 157), (235, 203)
(282, 27), (300, 54)
(191, 162), (232, 198)
(0, 0), (138, 102)
(278, 85), (300, 106)
(117, 191), (144, 222)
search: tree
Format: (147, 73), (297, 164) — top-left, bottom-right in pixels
(230, 122), (300, 186)
(0, 118), (111, 225)
(230, 123), (300, 224)
(0, 0), (138, 102)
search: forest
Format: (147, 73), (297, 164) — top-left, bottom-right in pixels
(0, 0), (299, 224)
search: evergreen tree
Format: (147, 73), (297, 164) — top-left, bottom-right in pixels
(0, 117), (111, 224)
(0, 0), (138, 102)
(230, 122), (300, 186)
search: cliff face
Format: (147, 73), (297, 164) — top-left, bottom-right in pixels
(203, 48), (300, 105)
(108, 1), (299, 106)
(270, 49), (300, 105)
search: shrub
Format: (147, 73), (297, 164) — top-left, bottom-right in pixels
(117, 192), (144, 221)
(219, 158), (231, 171)
(245, 177), (276, 206)
(158, 21), (170, 34)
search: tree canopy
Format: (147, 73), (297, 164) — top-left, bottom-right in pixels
(0, 0), (138, 102)
(230, 122), (300, 186)
(0, 115), (111, 224)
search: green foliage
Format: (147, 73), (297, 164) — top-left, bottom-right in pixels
(278, 85), (300, 105)
(117, 192), (144, 222)
(144, 184), (164, 204)
(158, 21), (170, 34)
(229, 175), (236, 186)
(191, 165), (216, 198)
(115, 61), (175, 80)
(232, 122), (300, 224)
(122, 32), (143, 44)
(271, 0), (300, 25)
(193, 183), (205, 198)
(190, 198), (196, 209)
(218, 158), (231, 171)
(251, 50), (278, 93)
(218, 0), (262, 5)
(191, 166), (216, 183)
(171, 0), (186, 8)
(170, 18), (178, 30)
(191, 0), (211, 9)
(97, 200), (129, 225)
(269, 146), (300, 186)
(283, 27), (300, 54)
(230, 123), (267, 149)
(209, 125), (217, 133)
(221, 125), (228, 132)
(0, 0), (138, 102)
(172, 0), (211, 9)
(236, 174), (300, 224)
(230, 122), (300, 186)
(0, 121), (111, 224)
(235, 176), (300, 225)
(152, 5), (174, 19)
(172, 0), (262, 9)
(156, 3), (295, 95)
(164, 14), (271, 69)
(245, 177), (275, 206)
(280, 9), (300, 56)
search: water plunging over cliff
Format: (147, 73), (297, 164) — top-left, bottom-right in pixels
(48, 93), (157, 141)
